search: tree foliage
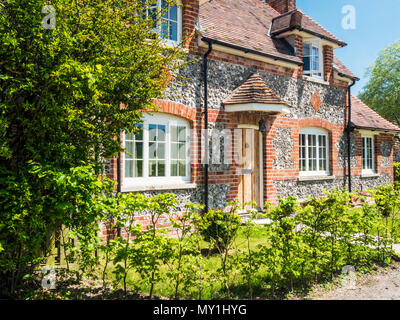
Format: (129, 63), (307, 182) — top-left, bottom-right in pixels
(359, 40), (400, 126)
(0, 0), (185, 297)
(394, 162), (400, 185)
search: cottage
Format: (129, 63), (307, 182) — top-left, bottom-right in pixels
(104, 0), (400, 219)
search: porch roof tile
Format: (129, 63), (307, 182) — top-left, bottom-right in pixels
(223, 73), (289, 106)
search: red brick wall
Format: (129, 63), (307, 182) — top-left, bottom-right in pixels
(294, 35), (303, 78)
(99, 213), (183, 243)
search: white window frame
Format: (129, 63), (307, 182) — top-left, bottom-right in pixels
(302, 38), (323, 79)
(142, 0), (182, 46)
(361, 135), (375, 175)
(123, 113), (191, 188)
(299, 127), (330, 177)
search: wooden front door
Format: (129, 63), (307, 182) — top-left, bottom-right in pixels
(238, 128), (263, 208)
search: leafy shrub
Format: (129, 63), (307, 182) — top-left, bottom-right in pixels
(8, 183), (400, 300)
(263, 197), (302, 291)
(0, 163), (114, 297)
(123, 193), (178, 299)
(198, 201), (242, 294)
(236, 202), (264, 299)
(373, 185), (400, 263)
(297, 190), (362, 282)
(199, 202), (241, 253)
(166, 202), (204, 299)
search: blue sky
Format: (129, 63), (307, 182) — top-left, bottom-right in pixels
(297, 0), (400, 95)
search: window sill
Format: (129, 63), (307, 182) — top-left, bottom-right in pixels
(298, 175), (335, 182)
(302, 75), (329, 86)
(361, 173), (380, 179)
(121, 183), (197, 193)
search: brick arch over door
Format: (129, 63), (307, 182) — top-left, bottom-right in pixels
(143, 99), (196, 123)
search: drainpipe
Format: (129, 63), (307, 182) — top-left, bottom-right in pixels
(117, 107), (122, 237)
(117, 137), (122, 195)
(347, 80), (356, 192)
(203, 40), (213, 213)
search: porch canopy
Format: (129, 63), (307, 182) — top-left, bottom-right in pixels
(222, 73), (291, 115)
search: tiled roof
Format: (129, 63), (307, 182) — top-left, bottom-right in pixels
(351, 95), (400, 132)
(223, 73), (289, 106)
(199, 0), (346, 64)
(199, 0), (301, 64)
(333, 56), (359, 80)
(271, 9), (346, 47)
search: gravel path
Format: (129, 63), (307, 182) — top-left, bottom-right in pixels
(307, 262), (400, 300)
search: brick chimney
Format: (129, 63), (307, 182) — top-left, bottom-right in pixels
(267, 0), (296, 14)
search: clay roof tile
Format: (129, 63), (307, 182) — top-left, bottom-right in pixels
(200, 0), (346, 64)
(351, 95), (400, 132)
(223, 73), (289, 106)
(333, 56), (359, 80)
(200, 0), (301, 64)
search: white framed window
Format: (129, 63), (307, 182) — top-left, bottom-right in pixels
(142, 0), (182, 45)
(299, 127), (329, 176)
(123, 113), (190, 187)
(362, 135), (375, 174)
(303, 38), (323, 79)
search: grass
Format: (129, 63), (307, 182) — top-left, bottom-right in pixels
(25, 224), (282, 300)
(97, 225), (274, 300)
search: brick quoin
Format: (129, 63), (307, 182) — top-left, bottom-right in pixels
(294, 35), (303, 78)
(182, 0), (199, 51)
(323, 45), (334, 83)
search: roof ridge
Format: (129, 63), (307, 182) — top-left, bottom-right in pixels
(271, 8), (302, 21)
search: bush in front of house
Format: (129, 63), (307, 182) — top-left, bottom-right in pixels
(198, 201), (242, 253)
(197, 201), (242, 294)
(0, 164), (116, 298)
(9, 185), (400, 300)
